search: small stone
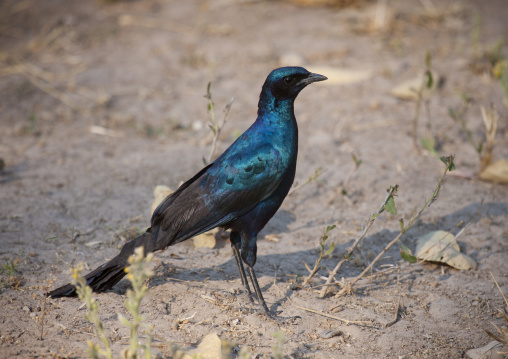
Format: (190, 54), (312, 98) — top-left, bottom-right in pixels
(192, 120), (203, 131)
(320, 329), (343, 339)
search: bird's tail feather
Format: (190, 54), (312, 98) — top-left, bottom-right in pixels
(48, 231), (154, 298)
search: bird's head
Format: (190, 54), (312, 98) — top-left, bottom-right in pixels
(263, 66), (327, 101)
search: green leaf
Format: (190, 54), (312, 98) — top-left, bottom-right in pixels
(440, 155), (456, 171)
(206, 82), (212, 99)
(385, 196), (397, 215)
(325, 242), (335, 256)
(421, 136), (438, 156)
(400, 245), (417, 263)
(426, 70), (433, 89)
(448, 107), (456, 120)
(326, 225), (336, 233)
(351, 153), (362, 166)
(118, 314), (131, 328)
(399, 218), (405, 233)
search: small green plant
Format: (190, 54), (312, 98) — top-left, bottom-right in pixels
(72, 264), (114, 359)
(288, 167), (325, 196)
(471, 13), (482, 58)
(36, 274), (57, 340)
(448, 96), (499, 171)
(0, 258), (22, 290)
(397, 156), (455, 237)
(412, 51), (435, 154)
(318, 185), (398, 298)
(338, 154), (362, 197)
(24, 111), (37, 134)
(340, 156), (455, 296)
(1, 259), (18, 277)
(203, 82), (234, 165)
(319, 156), (456, 298)
(493, 59), (508, 107)
(118, 247), (154, 359)
(237, 346), (252, 359)
(420, 136), (438, 156)
(448, 92), (478, 149)
(302, 225), (336, 287)
(71, 246), (154, 359)
(271, 331), (285, 359)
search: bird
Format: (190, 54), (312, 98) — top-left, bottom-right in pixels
(48, 66), (327, 312)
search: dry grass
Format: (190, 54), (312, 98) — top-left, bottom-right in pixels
(485, 273), (508, 351)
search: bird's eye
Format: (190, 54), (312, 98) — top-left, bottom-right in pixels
(283, 76), (294, 85)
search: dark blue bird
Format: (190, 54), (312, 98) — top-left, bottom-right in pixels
(48, 67), (327, 312)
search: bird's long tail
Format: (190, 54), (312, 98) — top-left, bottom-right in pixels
(48, 231), (154, 298)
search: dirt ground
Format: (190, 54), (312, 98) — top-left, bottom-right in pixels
(1, 0), (508, 358)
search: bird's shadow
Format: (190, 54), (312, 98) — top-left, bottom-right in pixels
(113, 201), (504, 301)
(0, 162), (27, 184)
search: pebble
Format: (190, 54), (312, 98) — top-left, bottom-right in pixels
(320, 329), (343, 339)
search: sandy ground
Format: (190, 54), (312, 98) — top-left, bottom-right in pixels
(1, 0), (508, 358)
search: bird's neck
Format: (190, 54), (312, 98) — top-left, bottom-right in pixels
(257, 95), (296, 124)
(255, 94), (299, 160)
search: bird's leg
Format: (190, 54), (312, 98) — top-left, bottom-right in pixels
(247, 265), (269, 313)
(232, 246), (248, 287)
(230, 231), (255, 303)
(232, 245), (255, 303)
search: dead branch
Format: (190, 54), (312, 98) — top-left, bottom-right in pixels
(273, 284), (371, 326)
(334, 155), (455, 298)
(319, 185), (398, 297)
(384, 295), (402, 328)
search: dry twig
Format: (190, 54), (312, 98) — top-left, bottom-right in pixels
(384, 295), (402, 328)
(480, 105), (499, 170)
(302, 225), (336, 287)
(289, 167), (325, 196)
(1, 56), (89, 115)
(204, 82), (235, 164)
(273, 284), (371, 326)
(319, 185), (398, 297)
(334, 155), (455, 298)
(485, 272), (508, 346)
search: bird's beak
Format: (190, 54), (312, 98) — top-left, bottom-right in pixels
(297, 72), (328, 86)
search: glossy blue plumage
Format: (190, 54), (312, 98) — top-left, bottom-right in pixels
(49, 67), (327, 309)
(151, 67), (324, 266)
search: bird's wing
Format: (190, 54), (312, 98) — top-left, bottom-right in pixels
(151, 143), (284, 246)
(151, 162), (214, 225)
